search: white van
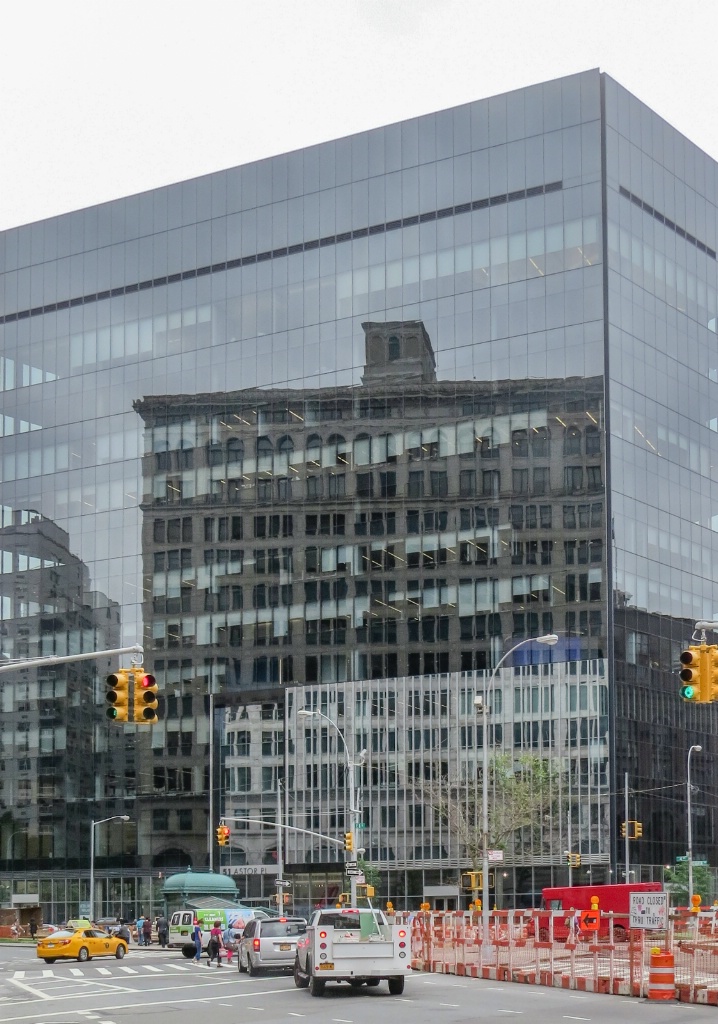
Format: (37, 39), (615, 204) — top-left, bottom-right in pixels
(169, 906), (271, 957)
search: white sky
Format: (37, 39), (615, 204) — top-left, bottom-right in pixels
(2, 0), (718, 232)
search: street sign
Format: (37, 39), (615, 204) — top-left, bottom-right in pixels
(694, 859), (708, 866)
(676, 856), (688, 862)
(487, 850), (504, 863)
(345, 861), (358, 871)
(355, 822), (367, 829)
(275, 878), (292, 888)
(629, 891), (668, 930)
(345, 867), (363, 877)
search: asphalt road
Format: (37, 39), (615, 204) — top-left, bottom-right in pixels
(0, 944), (716, 1023)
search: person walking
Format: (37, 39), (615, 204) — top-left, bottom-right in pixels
(221, 924), (235, 965)
(29, 918), (38, 940)
(207, 920), (224, 967)
(192, 918), (203, 963)
(136, 914), (145, 946)
(142, 916), (152, 946)
(156, 914), (169, 949)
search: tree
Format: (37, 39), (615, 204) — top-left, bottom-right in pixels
(664, 862), (715, 906)
(417, 752), (566, 869)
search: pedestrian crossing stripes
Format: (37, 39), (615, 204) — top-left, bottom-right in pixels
(13, 963), (193, 980)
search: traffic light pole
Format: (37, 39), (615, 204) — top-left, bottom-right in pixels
(0, 644), (143, 674)
(624, 772), (630, 884)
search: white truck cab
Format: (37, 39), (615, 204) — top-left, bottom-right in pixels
(293, 906), (412, 997)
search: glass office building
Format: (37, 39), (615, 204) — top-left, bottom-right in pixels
(1, 69), (717, 918)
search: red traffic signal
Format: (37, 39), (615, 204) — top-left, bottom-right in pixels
(133, 671), (159, 723)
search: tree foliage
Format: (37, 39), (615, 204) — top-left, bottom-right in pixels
(663, 861), (715, 906)
(417, 752), (566, 869)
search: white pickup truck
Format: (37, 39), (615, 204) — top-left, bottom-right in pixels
(293, 906), (412, 996)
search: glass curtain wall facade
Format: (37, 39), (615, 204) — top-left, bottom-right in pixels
(0, 69), (716, 916)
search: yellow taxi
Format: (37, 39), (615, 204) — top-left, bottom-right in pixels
(36, 927), (128, 963)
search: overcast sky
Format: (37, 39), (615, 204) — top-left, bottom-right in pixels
(2, 0), (718, 232)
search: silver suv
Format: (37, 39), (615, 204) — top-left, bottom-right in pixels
(238, 916), (307, 975)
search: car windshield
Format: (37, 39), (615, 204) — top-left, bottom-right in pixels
(260, 920), (306, 938)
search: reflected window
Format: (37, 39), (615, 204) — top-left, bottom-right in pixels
(256, 436), (273, 458)
(388, 335), (401, 361)
(531, 427), (550, 457)
(277, 435), (294, 455)
(585, 426), (601, 455)
(306, 434), (322, 466)
(512, 429), (528, 457)
(563, 426), (582, 456)
(564, 467), (583, 492)
(227, 438), (244, 463)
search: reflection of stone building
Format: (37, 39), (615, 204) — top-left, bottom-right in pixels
(0, 509), (126, 872)
(135, 321), (609, 889)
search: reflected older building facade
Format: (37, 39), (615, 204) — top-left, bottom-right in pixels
(134, 323), (610, 898)
(2, 69), (718, 911)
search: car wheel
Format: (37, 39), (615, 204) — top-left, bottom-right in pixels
(77, 947), (90, 962)
(388, 977), (405, 995)
(247, 954), (260, 977)
(309, 974), (325, 997)
(181, 944), (195, 959)
(44, 958), (56, 964)
(366, 979), (380, 987)
(350, 979), (364, 988)
(115, 945), (126, 959)
(238, 952), (245, 973)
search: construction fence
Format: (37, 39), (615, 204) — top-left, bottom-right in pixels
(399, 907), (718, 1006)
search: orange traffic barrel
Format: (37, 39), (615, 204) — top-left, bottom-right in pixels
(648, 950), (675, 1001)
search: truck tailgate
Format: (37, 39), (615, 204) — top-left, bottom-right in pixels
(332, 942), (396, 959)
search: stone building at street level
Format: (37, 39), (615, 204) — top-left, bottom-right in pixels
(1, 69), (718, 915)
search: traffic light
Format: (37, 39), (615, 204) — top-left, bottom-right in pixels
(216, 824), (230, 846)
(621, 822), (627, 838)
(634, 821), (643, 838)
(106, 669), (131, 722)
(679, 645), (707, 702)
(460, 871), (493, 890)
(133, 671), (159, 724)
(356, 884), (375, 898)
(707, 646), (718, 702)
(344, 832), (354, 852)
(566, 852), (581, 867)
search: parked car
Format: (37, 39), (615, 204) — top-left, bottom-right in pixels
(36, 927), (128, 963)
(238, 916), (307, 975)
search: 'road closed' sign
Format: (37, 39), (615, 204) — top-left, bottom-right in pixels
(629, 891), (668, 929)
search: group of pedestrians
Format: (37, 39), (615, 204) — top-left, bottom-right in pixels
(192, 918), (236, 967)
(135, 913), (169, 947)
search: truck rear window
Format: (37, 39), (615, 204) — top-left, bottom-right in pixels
(317, 912), (361, 929)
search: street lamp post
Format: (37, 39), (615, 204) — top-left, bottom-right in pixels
(90, 815), (130, 923)
(474, 633), (558, 961)
(687, 744), (703, 907)
(297, 708), (365, 906)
